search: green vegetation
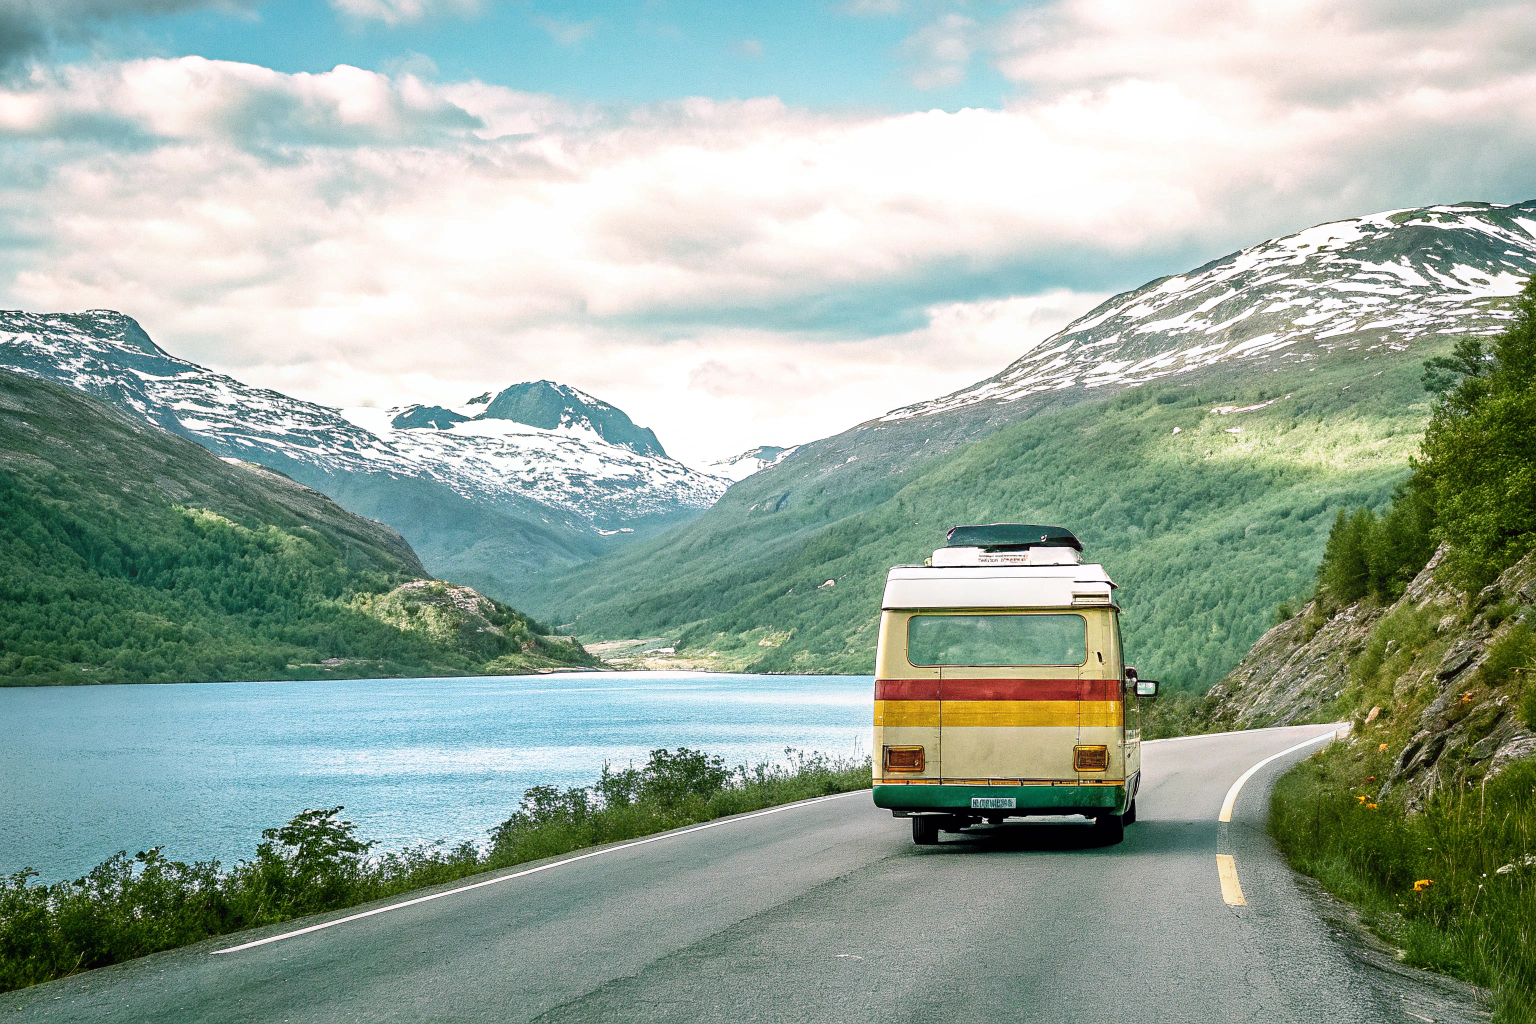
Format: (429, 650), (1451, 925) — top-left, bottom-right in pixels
(0, 371), (593, 684)
(1271, 752), (1536, 1021)
(0, 747), (870, 993)
(1270, 277), (1536, 1021)
(538, 344), (1443, 692)
(1310, 277), (1536, 605)
(1313, 486), (1437, 608)
(1417, 280), (1536, 589)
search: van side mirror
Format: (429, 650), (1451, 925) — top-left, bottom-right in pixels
(1135, 679), (1159, 698)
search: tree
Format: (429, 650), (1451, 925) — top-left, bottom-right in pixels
(1416, 275), (1536, 586)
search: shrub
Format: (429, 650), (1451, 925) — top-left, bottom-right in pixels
(0, 747), (871, 994)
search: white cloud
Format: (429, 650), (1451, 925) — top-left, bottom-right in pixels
(533, 15), (597, 47)
(328, 0), (479, 27)
(902, 14), (974, 89)
(0, 58), (483, 145)
(1, 0), (1535, 462)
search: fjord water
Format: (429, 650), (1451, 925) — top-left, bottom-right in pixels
(0, 673), (872, 881)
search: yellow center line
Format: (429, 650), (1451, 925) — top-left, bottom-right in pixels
(1213, 726), (1349, 908)
(1216, 854), (1246, 906)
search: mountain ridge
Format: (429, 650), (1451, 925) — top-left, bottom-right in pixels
(0, 313), (727, 600)
(527, 199), (1536, 686)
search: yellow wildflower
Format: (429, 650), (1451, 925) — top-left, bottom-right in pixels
(1367, 803), (1378, 810)
(1413, 879), (1433, 892)
(1378, 743), (1388, 752)
(1356, 795), (1367, 804)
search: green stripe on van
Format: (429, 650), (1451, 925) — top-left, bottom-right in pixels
(873, 783), (1125, 814)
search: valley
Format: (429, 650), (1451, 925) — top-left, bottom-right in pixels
(529, 201), (1536, 691)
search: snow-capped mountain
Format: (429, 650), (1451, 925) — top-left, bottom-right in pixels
(343, 396), (724, 523)
(705, 445), (791, 483)
(886, 201), (1536, 422)
(0, 311), (728, 597)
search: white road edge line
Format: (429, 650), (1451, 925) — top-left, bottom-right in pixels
(1218, 725), (1347, 823)
(210, 789), (866, 956)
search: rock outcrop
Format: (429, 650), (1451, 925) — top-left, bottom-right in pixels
(1198, 546), (1536, 809)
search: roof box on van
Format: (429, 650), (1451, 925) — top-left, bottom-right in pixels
(944, 524), (1082, 552)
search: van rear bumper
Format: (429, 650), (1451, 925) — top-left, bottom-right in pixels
(873, 782), (1127, 817)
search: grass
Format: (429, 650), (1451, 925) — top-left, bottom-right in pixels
(1271, 745), (1536, 1021)
(0, 746), (871, 994)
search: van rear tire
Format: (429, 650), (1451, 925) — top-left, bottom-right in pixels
(1093, 813), (1125, 845)
(912, 816), (940, 845)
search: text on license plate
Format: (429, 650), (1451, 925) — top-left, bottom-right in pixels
(971, 797), (1016, 809)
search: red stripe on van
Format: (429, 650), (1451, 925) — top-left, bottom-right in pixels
(874, 679), (940, 700)
(874, 678), (1122, 701)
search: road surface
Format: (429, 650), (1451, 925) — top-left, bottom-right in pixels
(0, 724), (1489, 1023)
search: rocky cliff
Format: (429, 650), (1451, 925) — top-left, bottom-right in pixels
(1199, 547), (1536, 808)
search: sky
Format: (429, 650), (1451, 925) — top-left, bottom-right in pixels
(1, 1), (1534, 466)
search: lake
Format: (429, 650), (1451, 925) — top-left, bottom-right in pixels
(0, 673), (873, 881)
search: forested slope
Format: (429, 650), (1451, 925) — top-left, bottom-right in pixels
(531, 201), (1536, 689)
(0, 371), (595, 684)
(537, 346), (1438, 689)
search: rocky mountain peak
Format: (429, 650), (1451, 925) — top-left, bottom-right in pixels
(884, 199), (1536, 423)
(479, 380), (666, 458)
(390, 404), (470, 430)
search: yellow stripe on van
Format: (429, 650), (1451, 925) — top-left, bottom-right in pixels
(941, 700), (1121, 728)
(873, 700), (940, 727)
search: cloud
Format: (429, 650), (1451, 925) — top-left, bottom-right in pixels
(0, 0), (255, 69)
(902, 14), (974, 89)
(329, 0), (479, 27)
(991, 0), (1536, 107)
(1, 0), (1536, 461)
(731, 39), (765, 60)
(841, 0), (903, 15)
(533, 15), (597, 47)
(0, 58), (486, 146)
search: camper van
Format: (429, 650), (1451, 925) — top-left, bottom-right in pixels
(871, 524), (1158, 845)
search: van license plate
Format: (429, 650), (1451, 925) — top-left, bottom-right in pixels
(971, 797), (1016, 809)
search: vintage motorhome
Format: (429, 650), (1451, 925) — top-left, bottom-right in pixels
(871, 524), (1157, 845)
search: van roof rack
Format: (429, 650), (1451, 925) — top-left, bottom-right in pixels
(945, 523), (1082, 552)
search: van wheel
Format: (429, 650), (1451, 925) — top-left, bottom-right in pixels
(1123, 800), (1137, 826)
(912, 816), (940, 845)
(1093, 813), (1125, 846)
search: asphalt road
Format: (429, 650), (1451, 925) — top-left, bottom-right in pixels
(1, 724), (1489, 1024)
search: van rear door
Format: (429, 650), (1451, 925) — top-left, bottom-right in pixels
(908, 612), (1087, 785)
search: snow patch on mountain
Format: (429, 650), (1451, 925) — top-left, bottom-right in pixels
(884, 201), (1536, 422)
(706, 445), (790, 482)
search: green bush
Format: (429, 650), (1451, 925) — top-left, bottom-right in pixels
(0, 747), (871, 994)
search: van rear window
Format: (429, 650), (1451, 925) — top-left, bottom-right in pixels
(907, 614), (1086, 667)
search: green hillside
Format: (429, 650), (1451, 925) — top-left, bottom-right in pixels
(532, 344), (1443, 691)
(0, 370), (596, 684)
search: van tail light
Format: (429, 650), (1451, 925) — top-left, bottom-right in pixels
(1074, 745), (1109, 771)
(884, 745), (925, 772)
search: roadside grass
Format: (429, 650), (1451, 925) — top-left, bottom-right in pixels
(1270, 745), (1536, 1022)
(0, 747), (871, 995)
